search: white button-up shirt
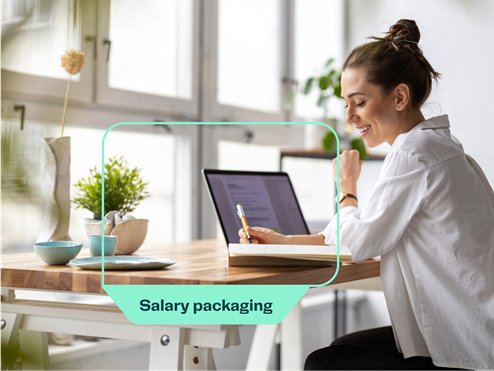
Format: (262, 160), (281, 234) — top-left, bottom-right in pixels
(321, 115), (494, 370)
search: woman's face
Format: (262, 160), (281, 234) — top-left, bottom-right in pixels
(341, 67), (400, 148)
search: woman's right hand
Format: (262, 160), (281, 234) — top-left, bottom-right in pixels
(238, 227), (288, 245)
(332, 150), (362, 185)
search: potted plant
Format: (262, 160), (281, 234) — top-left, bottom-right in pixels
(288, 58), (367, 159)
(73, 156), (151, 254)
(73, 156), (149, 220)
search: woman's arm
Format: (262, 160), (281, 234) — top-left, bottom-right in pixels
(238, 151), (363, 246)
(239, 227), (326, 245)
(333, 150), (361, 209)
(286, 234), (326, 245)
(322, 149), (428, 263)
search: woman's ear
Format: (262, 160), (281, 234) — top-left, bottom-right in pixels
(394, 84), (410, 111)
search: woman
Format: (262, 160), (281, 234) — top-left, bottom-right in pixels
(239, 20), (494, 370)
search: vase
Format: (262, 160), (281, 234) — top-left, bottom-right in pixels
(37, 137), (72, 242)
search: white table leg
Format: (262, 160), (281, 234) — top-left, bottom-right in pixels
(19, 329), (49, 370)
(281, 301), (302, 371)
(184, 346), (216, 370)
(149, 326), (185, 371)
(1, 288), (16, 302)
(246, 323), (279, 370)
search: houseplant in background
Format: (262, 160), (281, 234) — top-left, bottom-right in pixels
(1, 123), (35, 198)
(289, 58), (367, 160)
(73, 156), (150, 254)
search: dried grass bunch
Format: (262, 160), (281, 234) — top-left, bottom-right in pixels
(61, 49), (86, 75)
(60, 49), (86, 136)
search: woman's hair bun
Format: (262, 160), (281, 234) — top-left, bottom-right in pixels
(343, 18), (440, 108)
(384, 19), (420, 44)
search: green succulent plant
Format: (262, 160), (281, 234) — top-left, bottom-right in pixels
(292, 58), (367, 160)
(73, 156), (149, 220)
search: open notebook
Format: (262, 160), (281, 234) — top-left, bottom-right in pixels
(227, 244), (352, 267)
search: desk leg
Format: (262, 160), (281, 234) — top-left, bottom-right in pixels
(333, 290), (347, 340)
(184, 346), (216, 370)
(246, 324), (279, 370)
(280, 302), (302, 370)
(19, 329), (49, 370)
(149, 326), (185, 371)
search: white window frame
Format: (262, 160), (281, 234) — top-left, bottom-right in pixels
(1, 0), (96, 104)
(289, 0), (346, 123)
(201, 0), (292, 123)
(95, 0), (201, 119)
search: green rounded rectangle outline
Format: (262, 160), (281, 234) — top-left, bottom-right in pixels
(100, 122), (341, 325)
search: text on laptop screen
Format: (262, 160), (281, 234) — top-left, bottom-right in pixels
(206, 172), (309, 244)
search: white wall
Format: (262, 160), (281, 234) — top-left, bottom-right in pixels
(347, 0), (494, 182)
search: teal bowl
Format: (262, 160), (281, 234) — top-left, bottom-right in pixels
(34, 241), (83, 265)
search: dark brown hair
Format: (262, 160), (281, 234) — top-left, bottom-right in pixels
(343, 19), (440, 108)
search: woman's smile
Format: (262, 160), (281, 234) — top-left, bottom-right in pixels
(357, 125), (371, 137)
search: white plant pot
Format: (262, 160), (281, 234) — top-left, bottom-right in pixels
(37, 137), (72, 242)
(84, 219), (113, 236)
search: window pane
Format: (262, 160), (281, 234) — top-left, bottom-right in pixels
(108, 0), (193, 99)
(218, 141), (280, 172)
(217, 0), (281, 112)
(294, 0), (343, 119)
(1, 120), (177, 254)
(282, 157), (335, 233)
(1, 0), (81, 80)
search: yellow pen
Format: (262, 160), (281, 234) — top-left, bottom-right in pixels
(236, 204), (252, 244)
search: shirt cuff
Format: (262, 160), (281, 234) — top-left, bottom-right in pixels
(319, 206), (358, 245)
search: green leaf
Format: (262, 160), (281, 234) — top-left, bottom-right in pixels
(317, 94), (329, 108)
(324, 58), (335, 68)
(334, 84), (342, 99)
(351, 138), (368, 160)
(322, 131), (337, 154)
(303, 78), (314, 95)
(318, 76), (330, 91)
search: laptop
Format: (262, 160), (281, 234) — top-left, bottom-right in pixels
(202, 169), (310, 245)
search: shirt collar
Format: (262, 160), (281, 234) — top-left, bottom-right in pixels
(409, 114), (450, 132)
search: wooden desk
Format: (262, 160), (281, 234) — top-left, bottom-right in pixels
(1, 240), (380, 370)
(1, 239), (380, 289)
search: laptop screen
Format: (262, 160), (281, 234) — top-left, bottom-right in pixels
(203, 169), (310, 244)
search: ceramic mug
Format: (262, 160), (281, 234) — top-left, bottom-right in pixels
(88, 235), (118, 257)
